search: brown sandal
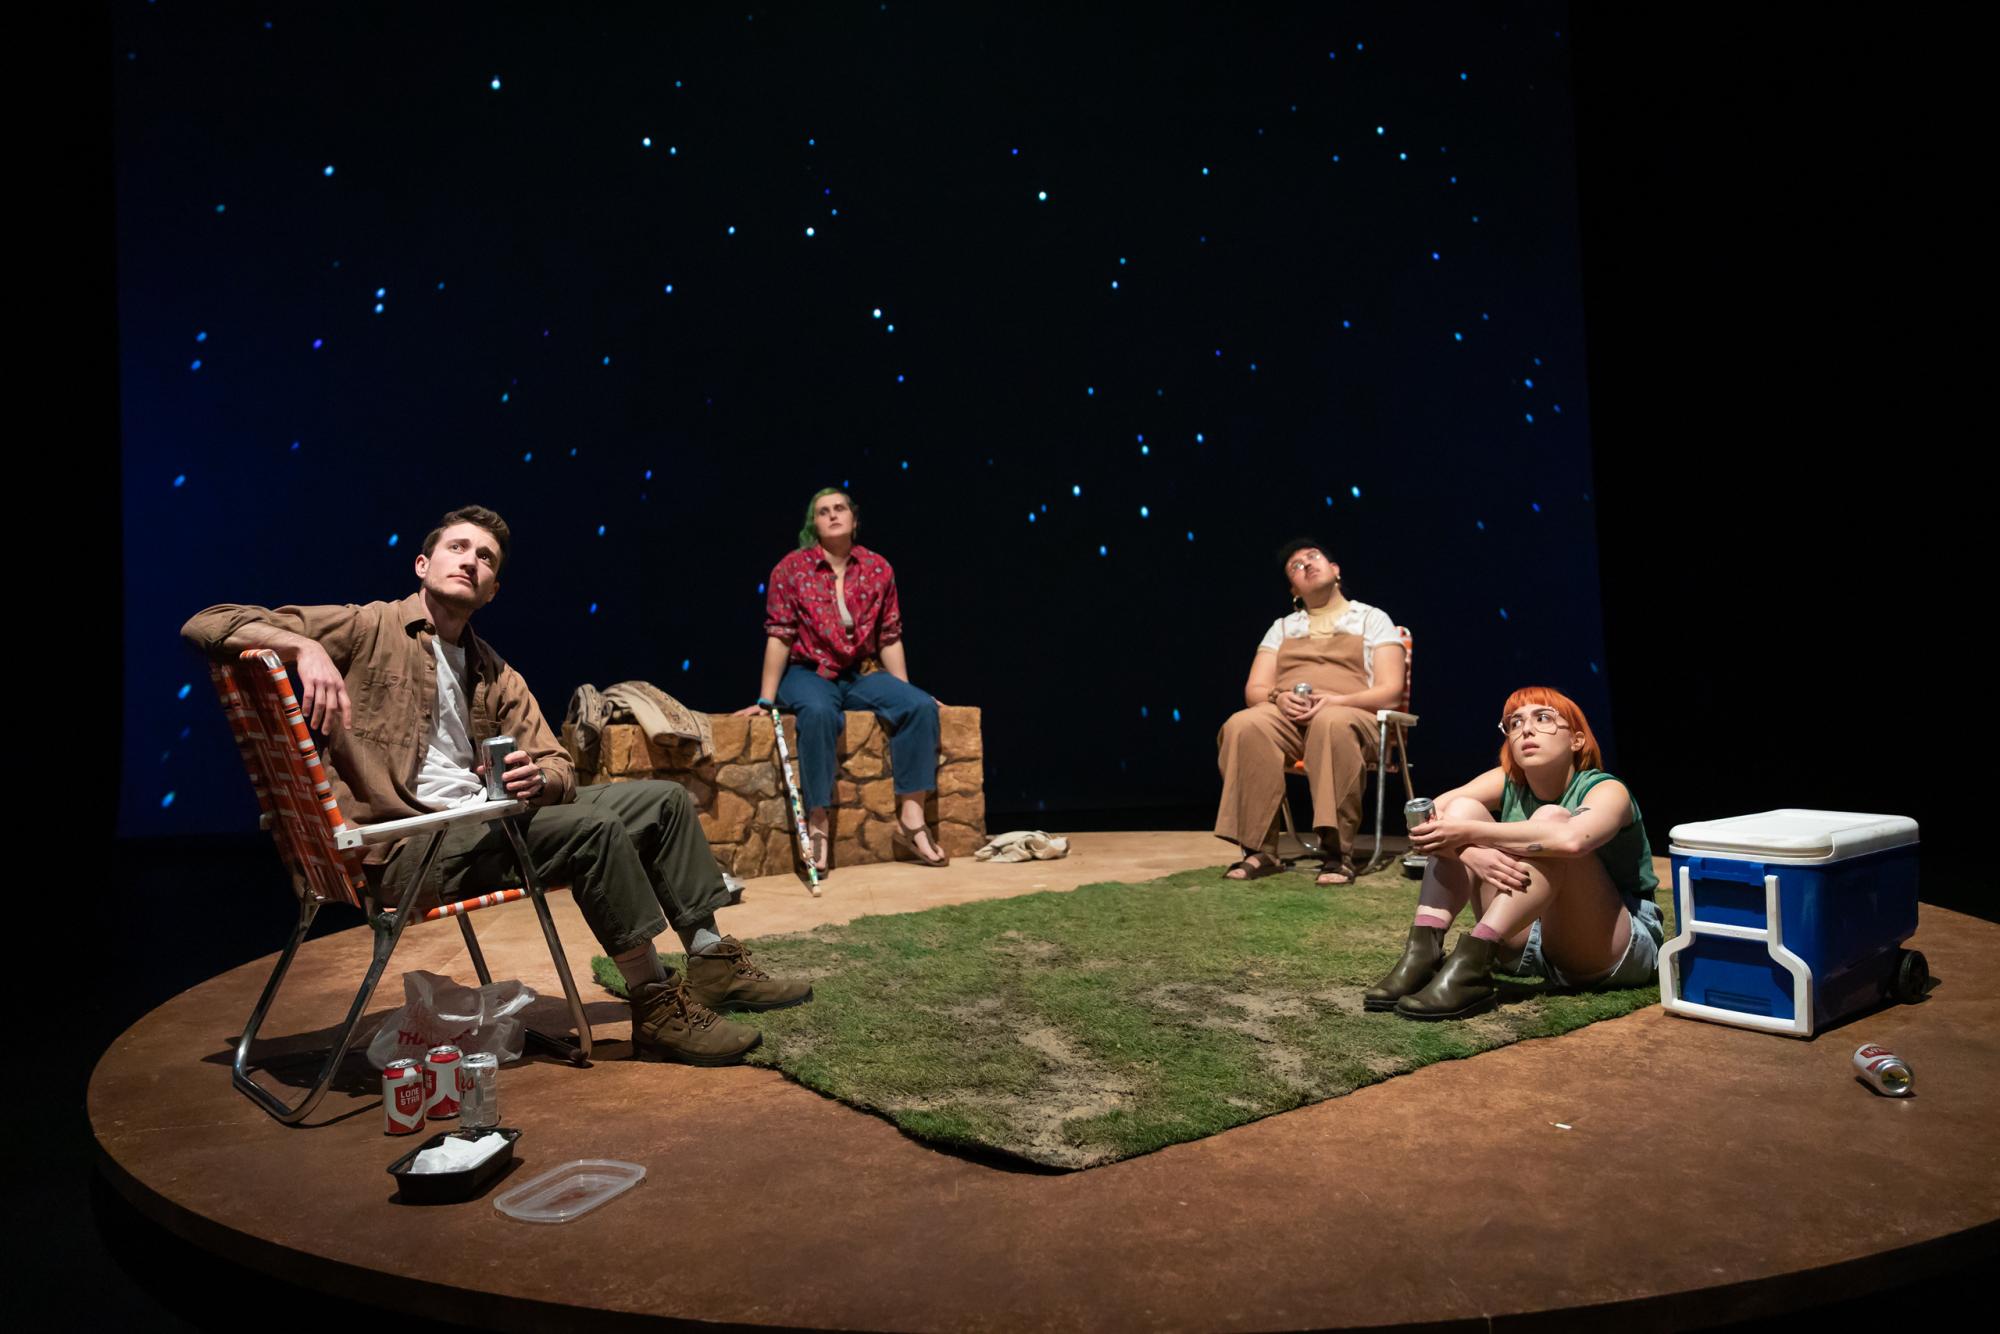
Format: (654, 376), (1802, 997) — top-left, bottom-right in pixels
(892, 819), (950, 867)
(1225, 851), (1284, 880)
(794, 827), (832, 879)
(1315, 856), (1357, 887)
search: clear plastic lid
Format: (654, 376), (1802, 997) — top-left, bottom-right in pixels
(492, 1158), (646, 1224)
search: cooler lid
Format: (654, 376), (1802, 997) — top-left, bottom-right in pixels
(1668, 809), (1918, 861)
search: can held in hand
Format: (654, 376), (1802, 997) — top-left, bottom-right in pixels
(424, 1045), (464, 1118)
(459, 1052), (500, 1130)
(1292, 682), (1314, 696)
(383, 1058), (427, 1136)
(1404, 797), (1437, 834)
(1853, 1043), (1913, 1097)
(482, 735), (516, 801)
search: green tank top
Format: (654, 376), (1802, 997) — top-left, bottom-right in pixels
(1499, 768), (1659, 903)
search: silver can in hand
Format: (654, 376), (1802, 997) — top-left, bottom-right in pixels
(483, 735), (516, 801)
(1292, 682), (1314, 696)
(1404, 797), (1437, 834)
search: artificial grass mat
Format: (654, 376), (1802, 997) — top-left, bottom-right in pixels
(591, 863), (1674, 1169)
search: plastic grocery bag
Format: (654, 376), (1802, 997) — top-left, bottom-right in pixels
(365, 970), (537, 1069)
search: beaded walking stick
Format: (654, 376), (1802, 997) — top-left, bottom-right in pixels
(769, 706), (822, 897)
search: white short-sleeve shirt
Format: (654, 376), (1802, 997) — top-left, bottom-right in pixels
(1256, 599), (1402, 687)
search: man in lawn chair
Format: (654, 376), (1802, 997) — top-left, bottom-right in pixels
(182, 504), (811, 1066)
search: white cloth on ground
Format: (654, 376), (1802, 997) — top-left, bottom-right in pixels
(973, 830), (1071, 862)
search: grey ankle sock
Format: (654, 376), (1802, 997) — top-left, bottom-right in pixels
(613, 941), (666, 989)
(676, 917), (724, 956)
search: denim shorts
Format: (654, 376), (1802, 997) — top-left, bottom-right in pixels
(1518, 907), (1663, 991)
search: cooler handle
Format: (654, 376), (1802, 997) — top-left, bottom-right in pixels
(1659, 867), (1815, 1038)
(1681, 855), (1765, 885)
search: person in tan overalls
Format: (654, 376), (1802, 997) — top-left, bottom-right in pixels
(1216, 539), (1408, 886)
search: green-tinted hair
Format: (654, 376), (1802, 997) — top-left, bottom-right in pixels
(798, 487), (859, 549)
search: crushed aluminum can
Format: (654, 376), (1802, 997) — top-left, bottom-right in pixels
(1852, 1043), (1913, 1097)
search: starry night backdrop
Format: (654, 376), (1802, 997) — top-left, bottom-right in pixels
(116, 1), (1606, 839)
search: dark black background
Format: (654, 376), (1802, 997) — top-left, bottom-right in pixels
(116, 0), (1613, 837)
(52, 2), (1987, 1327)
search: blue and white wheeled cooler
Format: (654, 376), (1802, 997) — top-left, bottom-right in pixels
(1660, 810), (1925, 1038)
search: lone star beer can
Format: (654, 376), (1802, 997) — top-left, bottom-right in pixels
(383, 1059), (427, 1135)
(1853, 1043), (1914, 1097)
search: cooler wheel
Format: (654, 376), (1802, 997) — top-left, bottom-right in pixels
(1894, 949), (1929, 1004)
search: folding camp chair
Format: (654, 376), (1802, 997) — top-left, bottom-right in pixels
(214, 649), (592, 1125)
(1276, 625), (1421, 875)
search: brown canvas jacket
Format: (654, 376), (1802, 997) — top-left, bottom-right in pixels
(181, 591), (575, 859)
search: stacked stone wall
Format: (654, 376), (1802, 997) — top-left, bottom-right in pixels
(572, 708), (985, 876)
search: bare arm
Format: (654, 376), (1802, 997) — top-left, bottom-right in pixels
(1409, 767), (1508, 865)
(1242, 650), (1279, 710)
(1471, 780), (1634, 859)
(1321, 644), (1408, 713)
(878, 639), (910, 683)
(734, 637), (796, 717)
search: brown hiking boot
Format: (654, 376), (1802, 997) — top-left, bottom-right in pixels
(1364, 924), (1446, 1011)
(685, 936), (814, 1012)
(629, 975), (761, 1065)
(1395, 933), (1500, 1021)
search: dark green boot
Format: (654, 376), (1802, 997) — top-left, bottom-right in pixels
(1395, 934), (1500, 1021)
(1363, 924), (1447, 1011)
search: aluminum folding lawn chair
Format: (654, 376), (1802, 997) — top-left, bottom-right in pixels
(1276, 625), (1422, 876)
(213, 649), (592, 1124)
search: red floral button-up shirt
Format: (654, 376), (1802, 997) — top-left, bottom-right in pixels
(764, 544), (904, 679)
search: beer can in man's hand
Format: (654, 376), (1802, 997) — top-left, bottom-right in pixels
(483, 735), (516, 801)
(1292, 682), (1314, 696)
(1853, 1043), (1914, 1097)
(384, 1059), (427, 1135)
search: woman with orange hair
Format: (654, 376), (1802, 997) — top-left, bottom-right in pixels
(1363, 687), (1663, 1020)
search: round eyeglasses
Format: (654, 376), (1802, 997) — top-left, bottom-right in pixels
(1497, 709), (1570, 738)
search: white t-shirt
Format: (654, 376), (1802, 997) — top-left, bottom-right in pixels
(415, 637), (486, 811)
(1255, 599), (1402, 687)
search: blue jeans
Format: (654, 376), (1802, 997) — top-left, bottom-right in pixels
(776, 665), (940, 811)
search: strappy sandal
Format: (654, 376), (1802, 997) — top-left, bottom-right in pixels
(892, 819), (950, 867)
(1315, 856), (1357, 887)
(1224, 851), (1284, 880)
(800, 827), (832, 879)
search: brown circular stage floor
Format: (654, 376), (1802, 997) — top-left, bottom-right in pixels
(91, 834), (1999, 1331)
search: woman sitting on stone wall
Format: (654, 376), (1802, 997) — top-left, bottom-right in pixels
(1214, 539), (1407, 886)
(1367, 685), (1664, 1020)
(734, 488), (947, 874)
